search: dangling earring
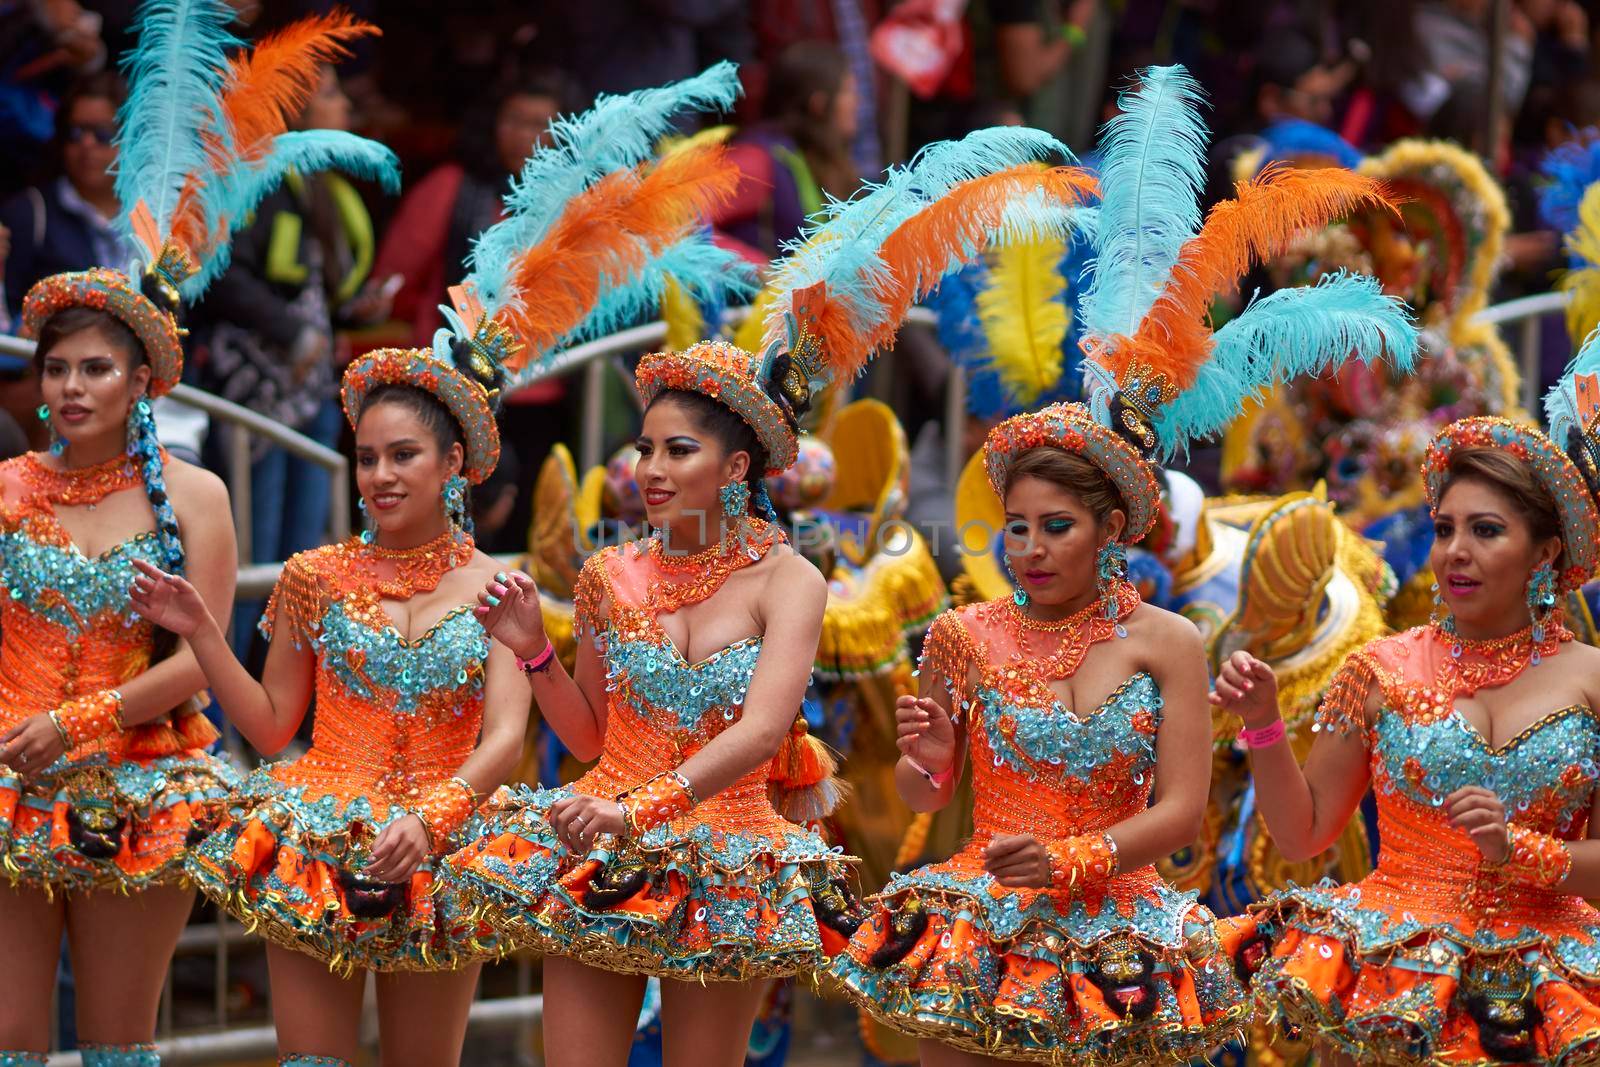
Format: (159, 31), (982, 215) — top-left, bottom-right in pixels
(1004, 553), (1028, 607)
(1431, 580), (1457, 637)
(358, 497), (375, 544)
(442, 473), (471, 538)
(38, 403), (63, 457)
(1527, 561), (1557, 661)
(719, 479), (750, 523)
(1096, 539), (1130, 637)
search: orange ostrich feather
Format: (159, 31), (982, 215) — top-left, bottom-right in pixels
(1115, 165), (1397, 389)
(498, 143), (740, 369)
(803, 165), (1100, 381)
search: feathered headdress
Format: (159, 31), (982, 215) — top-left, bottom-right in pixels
(1541, 134), (1600, 345)
(645, 126), (1098, 475)
(22, 1), (400, 397)
(928, 205), (1098, 419)
(984, 65), (1419, 542)
(1420, 335), (1600, 595)
(343, 63), (755, 484)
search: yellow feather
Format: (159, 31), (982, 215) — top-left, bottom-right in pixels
(1561, 183), (1600, 344)
(975, 236), (1070, 406)
(661, 276), (704, 353)
(732, 284), (779, 353)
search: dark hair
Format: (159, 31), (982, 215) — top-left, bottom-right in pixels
(357, 382), (466, 456)
(1440, 446), (1566, 568)
(763, 41), (856, 198)
(458, 65), (585, 181)
(1003, 447), (1128, 528)
(36, 305), (186, 667)
(1252, 29), (1320, 95)
(53, 71), (128, 161)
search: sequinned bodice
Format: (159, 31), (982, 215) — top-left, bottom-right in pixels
(1322, 627), (1600, 928)
(0, 458), (161, 740)
(264, 542), (488, 814)
(569, 543), (795, 837)
(923, 601), (1163, 844)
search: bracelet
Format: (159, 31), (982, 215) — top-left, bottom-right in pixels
(52, 690), (124, 748)
(413, 776), (478, 851)
(1045, 832), (1119, 891)
(46, 710), (73, 750)
(517, 640), (556, 676)
(1237, 719), (1287, 749)
(617, 770), (697, 838)
(904, 755), (955, 787)
(1494, 824), (1573, 889)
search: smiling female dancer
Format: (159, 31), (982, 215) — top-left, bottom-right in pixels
(126, 62), (757, 1067)
(1217, 348), (1600, 1061)
(0, 4), (399, 1064)
(826, 64), (1419, 1065)
(446, 123), (1112, 1066)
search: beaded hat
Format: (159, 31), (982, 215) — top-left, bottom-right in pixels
(673, 126), (1101, 478)
(346, 63), (756, 485)
(22, 6), (397, 396)
(984, 65), (1419, 542)
(1422, 327), (1600, 592)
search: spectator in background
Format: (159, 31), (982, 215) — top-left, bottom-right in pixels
(374, 66), (582, 555)
(713, 41), (860, 259)
(194, 63), (392, 642)
(1415, 0), (1536, 124)
(0, 0), (107, 191)
(0, 70), (121, 325)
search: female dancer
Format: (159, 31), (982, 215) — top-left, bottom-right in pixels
(128, 63), (756, 1067)
(826, 64), (1419, 1064)
(1216, 351), (1600, 1059)
(447, 123), (1108, 1067)
(0, 3), (398, 1063)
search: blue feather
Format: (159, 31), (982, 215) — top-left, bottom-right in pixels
(1545, 326), (1600, 449)
(184, 131), (400, 297)
(1156, 272), (1418, 456)
(470, 62), (742, 316)
(766, 126), (1074, 356)
(1080, 64), (1209, 343)
(113, 0), (240, 261)
(1258, 118), (1363, 170)
(1539, 135), (1600, 236)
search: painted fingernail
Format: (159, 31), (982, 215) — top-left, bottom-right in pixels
(486, 595), (500, 607)
(496, 572), (507, 582)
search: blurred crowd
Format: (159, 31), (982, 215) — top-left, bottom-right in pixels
(0, 0), (1595, 575)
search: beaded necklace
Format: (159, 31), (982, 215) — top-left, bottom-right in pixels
(1428, 618), (1571, 698)
(364, 530), (475, 600)
(643, 516), (783, 616)
(1001, 579), (1141, 683)
(21, 449), (159, 508)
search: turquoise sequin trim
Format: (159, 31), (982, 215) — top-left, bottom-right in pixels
(606, 634), (762, 733)
(80, 1044), (159, 1066)
(316, 602), (487, 710)
(978, 671), (1161, 783)
(0, 523), (161, 632)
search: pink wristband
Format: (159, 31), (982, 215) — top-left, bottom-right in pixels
(905, 755), (955, 787)
(517, 641), (556, 676)
(1237, 719), (1287, 749)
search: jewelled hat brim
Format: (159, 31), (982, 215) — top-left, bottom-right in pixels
(21, 269), (183, 398)
(1423, 416), (1599, 591)
(341, 348), (500, 484)
(982, 402), (1161, 543)
(635, 343), (799, 475)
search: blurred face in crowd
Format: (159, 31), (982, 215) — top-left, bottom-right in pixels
(1261, 64), (1341, 127)
(824, 72), (860, 142)
(302, 66), (352, 133)
(39, 326), (149, 453)
(496, 92), (559, 175)
(62, 94), (118, 204)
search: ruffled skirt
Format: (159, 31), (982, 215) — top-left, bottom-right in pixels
(828, 860), (1250, 1064)
(445, 783), (861, 982)
(0, 747), (238, 893)
(1223, 878), (1600, 1065)
(185, 766), (499, 973)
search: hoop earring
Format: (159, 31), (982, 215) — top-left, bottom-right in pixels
(719, 479), (750, 523)
(1004, 553), (1028, 607)
(1527, 561), (1557, 657)
(38, 403), (63, 457)
(442, 473), (471, 537)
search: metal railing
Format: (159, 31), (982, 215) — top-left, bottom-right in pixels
(0, 284), (1577, 1061)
